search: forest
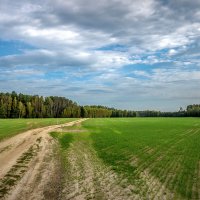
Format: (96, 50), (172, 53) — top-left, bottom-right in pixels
(0, 91), (199, 118)
(0, 92), (136, 118)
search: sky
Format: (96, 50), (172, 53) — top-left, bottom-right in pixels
(0, 0), (200, 111)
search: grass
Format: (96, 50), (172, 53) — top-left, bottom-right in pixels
(50, 122), (87, 151)
(50, 132), (73, 150)
(82, 118), (200, 199)
(49, 131), (75, 194)
(0, 118), (77, 141)
(49, 124), (104, 199)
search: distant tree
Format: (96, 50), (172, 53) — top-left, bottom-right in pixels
(26, 102), (33, 118)
(0, 99), (6, 118)
(80, 106), (88, 118)
(11, 97), (18, 118)
(18, 101), (26, 118)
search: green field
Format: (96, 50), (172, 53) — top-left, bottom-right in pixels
(52, 118), (200, 199)
(83, 118), (200, 199)
(0, 118), (76, 141)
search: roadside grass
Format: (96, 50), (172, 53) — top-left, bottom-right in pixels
(49, 121), (88, 157)
(50, 132), (73, 151)
(83, 118), (200, 199)
(0, 118), (77, 141)
(50, 123), (119, 199)
(49, 131), (75, 197)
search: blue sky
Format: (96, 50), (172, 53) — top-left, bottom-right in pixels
(0, 0), (200, 111)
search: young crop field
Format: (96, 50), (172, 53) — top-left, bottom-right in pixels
(83, 118), (200, 199)
(0, 118), (77, 141)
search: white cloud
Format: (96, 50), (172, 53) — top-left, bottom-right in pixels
(1, 0), (200, 110)
(168, 49), (177, 56)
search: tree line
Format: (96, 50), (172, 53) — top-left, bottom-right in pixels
(82, 105), (136, 118)
(0, 91), (199, 118)
(136, 105), (200, 117)
(0, 92), (136, 118)
(185, 104), (200, 117)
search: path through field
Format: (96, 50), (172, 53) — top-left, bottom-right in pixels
(0, 119), (86, 200)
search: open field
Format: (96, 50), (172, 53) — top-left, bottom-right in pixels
(0, 118), (200, 199)
(0, 118), (77, 141)
(51, 118), (200, 199)
(84, 118), (200, 199)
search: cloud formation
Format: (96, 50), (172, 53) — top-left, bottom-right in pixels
(0, 0), (200, 110)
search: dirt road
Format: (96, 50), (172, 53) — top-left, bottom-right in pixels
(0, 119), (87, 200)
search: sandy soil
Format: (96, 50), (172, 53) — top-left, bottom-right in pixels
(0, 119), (87, 199)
